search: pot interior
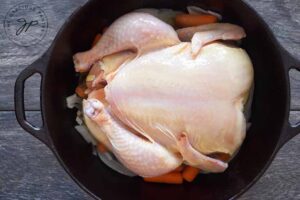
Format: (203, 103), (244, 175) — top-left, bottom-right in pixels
(44, 0), (288, 199)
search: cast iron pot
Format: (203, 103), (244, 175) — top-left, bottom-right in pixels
(15, 0), (300, 199)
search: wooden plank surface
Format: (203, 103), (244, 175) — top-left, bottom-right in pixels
(0, 0), (299, 199)
(290, 69), (300, 110)
(0, 0), (299, 111)
(0, 0), (86, 110)
(0, 111), (299, 200)
(0, 112), (91, 200)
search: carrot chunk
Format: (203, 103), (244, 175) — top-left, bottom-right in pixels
(182, 166), (200, 182)
(75, 84), (87, 98)
(97, 143), (108, 153)
(209, 152), (231, 162)
(174, 165), (185, 172)
(144, 172), (183, 184)
(175, 14), (218, 28)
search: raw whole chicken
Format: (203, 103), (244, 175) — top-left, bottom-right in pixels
(74, 12), (253, 177)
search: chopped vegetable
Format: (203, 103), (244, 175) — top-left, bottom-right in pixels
(92, 145), (98, 156)
(182, 166), (200, 182)
(66, 94), (82, 109)
(187, 6), (222, 20)
(97, 151), (137, 177)
(77, 110), (82, 117)
(144, 172), (183, 184)
(97, 143), (108, 153)
(218, 153), (231, 162)
(76, 110), (83, 125)
(76, 116), (83, 125)
(86, 74), (96, 82)
(88, 88), (106, 100)
(92, 33), (102, 47)
(86, 63), (104, 89)
(74, 125), (97, 145)
(175, 14), (218, 28)
(75, 84), (87, 98)
(210, 152), (231, 162)
(174, 165), (185, 172)
(102, 151), (113, 161)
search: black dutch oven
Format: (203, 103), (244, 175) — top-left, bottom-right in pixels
(14, 0), (300, 199)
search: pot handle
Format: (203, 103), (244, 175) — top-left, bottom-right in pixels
(279, 48), (300, 146)
(14, 51), (50, 146)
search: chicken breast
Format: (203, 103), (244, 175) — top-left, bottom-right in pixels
(105, 42), (253, 157)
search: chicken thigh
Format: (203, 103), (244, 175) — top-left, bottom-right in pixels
(80, 12), (253, 177)
(73, 12), (180, 72)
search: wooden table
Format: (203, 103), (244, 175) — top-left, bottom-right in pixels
(0, 0), (299, 199)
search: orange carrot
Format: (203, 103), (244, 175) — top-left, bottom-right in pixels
(175, 14), (218, 28)
(144, 172), (183, 184)
(182, 166), (200, 182)
(92, 33), (102, 47)
(88, 88), (105, 100)
(75, 84), (87, 98)
(174, 165), (185, 172)
(216, 153), (231, 162)
(97, 143), (108, 153)
(209, 152), (231, 162)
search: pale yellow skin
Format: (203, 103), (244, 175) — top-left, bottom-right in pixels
(78, 12), (253, 177)
(73, 12), (180, 72)
(106, 42), (252, 155)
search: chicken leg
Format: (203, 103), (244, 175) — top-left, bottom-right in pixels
(176, 23), (246, 56)
(84, 98), (182, 177)
(74, 12), (180, 72)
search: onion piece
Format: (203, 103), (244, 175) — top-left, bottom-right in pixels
(76, 110), (84, 125)
(97, 151), (137, 177)
(66, 94), (82, 109)
(187, 6), (222, 20)
(76, 116), (83, 125)
(74, 125), (97, 145)
(77, 110), (82, 117)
